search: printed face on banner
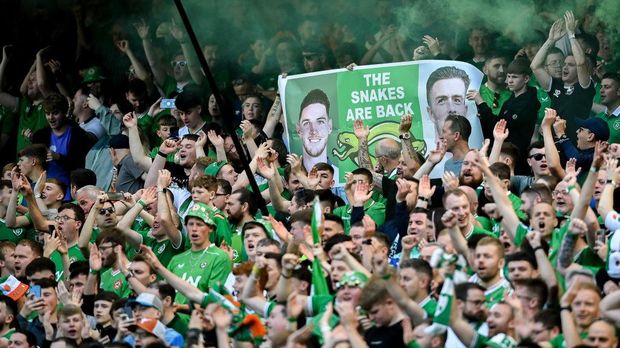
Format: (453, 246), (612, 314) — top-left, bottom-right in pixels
(296, 96), (333, 159)
(426, 77), (468, 137)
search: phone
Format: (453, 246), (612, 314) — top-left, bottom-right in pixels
(123, 305), (133, 319)
(30, 285), (41, 299)
(105, 192), (124, 201)
(47, 225), (56, 235)
(169, 126), (179, 139)
(597, 229), (607, 244)
(160, 99), (176, 109)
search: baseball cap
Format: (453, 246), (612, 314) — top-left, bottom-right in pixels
(242, 218), (275, 240)
(335, 271), (369, 290)
(127, 292), (163, 313)
(108, 134), (130, 149)
(82, 66), (107, 83)
(133, 318), (166, 341)
(204, 161), (227, 177)
(576, 117), (610, 141)
(185, 202), (217, 227)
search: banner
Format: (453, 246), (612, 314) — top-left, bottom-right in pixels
(278, 60), (484, 183)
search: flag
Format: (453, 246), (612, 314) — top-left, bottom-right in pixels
(205, 288), (266, 345)
(311, 198), (330, 295)
(424, 273), (454, 335)
(0, 275), (29, 301)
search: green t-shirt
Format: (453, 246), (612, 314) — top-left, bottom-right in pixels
(472, 333), (517, 348)
(167, 313), (190, 336)
(16, 98), (48, 153)
(469, 275), (511, 307)
(1, 328), (15, 340)
(550, 332), (588, 348)
(0, 105), (16, 138)
(167, 245), (232, 304)
(465, 225), (496, 240)
(333, 199), (386, 233)
(480, 84), (511, 116)
(140, 229), (185, 268)
(50, 245), (86, 280)
(420, 295), (437, 319)
(100, 268), (132, 298)
(597, 112), (620, 145)
(0, 218), (36, 244)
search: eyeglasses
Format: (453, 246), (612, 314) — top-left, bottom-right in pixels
(528, 153), (545, 161)
(170, 60), (187, 68)
(54, 215), (76, 222)
(99, 207), (115, 215)
(492, 92), (500, 109)
(232, 79), (246, 86)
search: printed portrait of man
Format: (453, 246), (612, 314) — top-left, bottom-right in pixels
(296, 88), (333, 171)
(426, 66), (471, 138)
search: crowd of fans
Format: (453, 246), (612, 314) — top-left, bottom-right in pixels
(0, 0), (620, 347)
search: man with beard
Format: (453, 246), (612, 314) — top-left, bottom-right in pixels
(0, 48), (53, 153)
(225, 188), (257, 264)
(466, 28), (492, 70)
(469, 237), (511, 306)
(450, 300), (517, 348)
(445, 283), (488, 347)
(89, 230), (131, 297)
(296, 89), (333, 172)
(32, 94), (94, 189)
(459, 150), (484, 189)
(479, 53), (510, 116)
(144, 134), (198, 190)
(441, 115), (471, 175)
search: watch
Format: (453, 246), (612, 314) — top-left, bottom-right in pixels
(399, 133), (411, 140)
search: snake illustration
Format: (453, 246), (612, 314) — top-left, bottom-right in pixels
(332, 121), (427, 166)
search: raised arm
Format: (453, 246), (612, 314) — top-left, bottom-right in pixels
(526, 231), (558, 289)
(5, 172), (30, 228)
(413, 140), (447, 179)
(123, 113), (152, 172)
(598, 158), (619, 220)
(207, 130), (227, 162)
(170, 20), (205, 86)
(35, 48), (54, 97)
(134, 19), (167, 88)
(530, 20), (565, 92)
(157, 171), (182, 247)
(116, 190), (156, 249)
(564, 11), (591, 88)
(239, 121), (259, 158)
(144, 139), (178, 188)
(600, 287), (620, 326)
(78, 193), (107, 250)
(0, 45), (17, 111)
(541, 108), (565, 177)
(115, 40), (151, 82)
(489, 119), (509, 164)
(262, 95), (281, 138)
(354, 119), (383, 190)
(399, 114), (423, 169)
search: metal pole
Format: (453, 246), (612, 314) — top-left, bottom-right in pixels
(173, 0), (269, 216)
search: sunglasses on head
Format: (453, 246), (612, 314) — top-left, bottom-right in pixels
(99, 207), (115, 215)
(528, 153), (545, 161)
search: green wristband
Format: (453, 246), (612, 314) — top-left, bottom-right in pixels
(137, 199), (147, 208)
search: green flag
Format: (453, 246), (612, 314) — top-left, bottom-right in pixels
(424, 273), (454, 335)
(311, 198), (330, 295)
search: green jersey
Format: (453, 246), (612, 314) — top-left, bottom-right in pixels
(50, 245), (86, 280)
(469, 275), (512, 307)
(420, 295), (437, 319)
(100, 268), (132, 297)
(597, 111), (620, 145)
(166, 313), (190, 336)
(472, 333), (517, 348)
(1, 328), (15, 340)
(333, 199), (386, 233)
(140, 229), (185, 268)
(480, 84), (511, 116)
(167, 245), (232, 304)
(550, 332), (588, 348)
(0, 218), (35, 243)
(16, 98), (47, 153)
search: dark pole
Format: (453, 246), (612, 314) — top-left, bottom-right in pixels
(173, 0), (269, 216)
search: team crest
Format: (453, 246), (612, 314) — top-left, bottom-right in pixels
(565, 85), (574, 95)
(158, 244), (166, 254)
(200, 262), (207, 269)
(13, 228), (24, 236)
(614, 120), (620, 131)
(553, 89), (561, 97)
(114, 279), (122, 289)
(511, 114), (518, 120)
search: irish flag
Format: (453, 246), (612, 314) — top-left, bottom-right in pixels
(311, 198), (329, 295)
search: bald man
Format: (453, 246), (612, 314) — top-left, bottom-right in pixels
(375, 138), (402, 180)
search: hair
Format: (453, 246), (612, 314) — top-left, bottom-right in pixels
(25, 257), (56, 278)
(156, 283), (176, 303)
(292, 189), (315, 208)
(0, 295), (18, 320)
(489, 162), (511, 181)
(216, 179), (232, 195)
(506, 58), (531, 75)
(59, 203), (86, 225)
(373, 233), (390, 249)
(445, 114), (472, 141)
(76, 185), (100, 201)
(506, 251), (537, 269)
(51, 338), (78, 348)
(484, 51), (507, 64)
(545, 47), (565, 60)
(359, 276), (390, 311)
(323, 234), (352, 255)
(12, 329), (37, 347)
(537, 175), (560, 191)
(42, 93), (69, 115)
(175, 86), (203, 112)
(194, 157), (215, 172)
(514, 278), (548, 309)
(575, 31), (599, 57)
(93, 291), (120, 305)
(33, 278), (57, 290)
(316, 189), (337, 212)
(16, 240), (42, 258)
(96, 229), (126, 247)
(455, 282), (486, 301)
(242, 221), (269, 239)
(231, 188), (258, 216)
(126, 79), (147, 98)
(58, 303), (82, 320)
(0, 241), (15, 263)
(522, 184), (553, 205)
(17, 144), (47, 167)
(476, 236), (505, 259)
(70, 169), (97, 190)
(299, 89), (330, 120)
(602, 72), (620, 86)
(499, 142), (520, 164)
(351, 167), (373, 184)
(442, 188), (467, 206)
(324, 213), (344, 229)
(268, 138), (289, 167)
(400, 259), (433, 292)
(182, 133), (199, 143)
(283, 164), (301, 183)
(426, 66), (470, 103)
(46, 178), (67, 197)
(533, 309), (561, 330)
(289, 208), (313, 226)
(191, 175), (218, 192)
(132, 255), (156, 275)
(157, 115), (177, 127)
(69, 261), (89, 280)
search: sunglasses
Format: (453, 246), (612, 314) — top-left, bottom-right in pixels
(232, 79), (246, 86)
(99, 207), (115, 215)
(528, 153), (546, 161)
(170, 60), (188, 68)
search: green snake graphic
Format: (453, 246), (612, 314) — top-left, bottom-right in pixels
(332, 121), (427, 165)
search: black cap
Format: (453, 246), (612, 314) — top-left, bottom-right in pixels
(109, 134), (130, 149)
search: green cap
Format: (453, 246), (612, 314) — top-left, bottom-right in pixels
(185, 203), (216, 227)
(82, 66), (107, 83)
(486, 333), (517, 348)
(336, 271), (369, 290)
(242, 218), (275, 240)
(204, 161), (227, 177)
